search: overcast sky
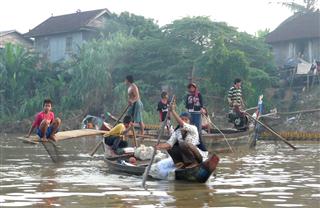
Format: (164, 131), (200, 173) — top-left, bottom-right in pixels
(0, 0), (313, 35)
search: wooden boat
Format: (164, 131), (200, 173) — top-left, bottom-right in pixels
(140, 127), (255, 153)
(79, 115), (255, 153)
(201, 128), (255, 153)
(105, 153), (220, 183)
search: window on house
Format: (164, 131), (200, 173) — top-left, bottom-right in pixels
(296, 40), (308, 60)
(41, 38), (50, 59)
(66, 37), (73, 53)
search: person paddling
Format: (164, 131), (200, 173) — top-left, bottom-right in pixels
(26, 99), (61, 141)
(156, 100), (208, 169)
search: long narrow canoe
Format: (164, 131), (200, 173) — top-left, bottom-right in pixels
(105, 154), (220, 183)
(202, 128), (255, 153)
(141, 128), (255, 153)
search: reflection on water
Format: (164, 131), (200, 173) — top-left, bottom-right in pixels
(0, 134), (319, 207)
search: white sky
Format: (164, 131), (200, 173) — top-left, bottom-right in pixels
(0, 0), (313, 35)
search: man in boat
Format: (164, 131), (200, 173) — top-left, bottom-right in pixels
(104, 115), (133, 152)
(26, 99), (61, 141)
(185, 83), (204, 133)
(157, 91), (172, 133)
(227, 78), (244, 110)
(125, 75), (145, 135)
(156, 100), (208, 169)
(227, 78), (248, 130)
(185, 83), (207, 151)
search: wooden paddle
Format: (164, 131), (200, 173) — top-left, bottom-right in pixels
(89, 104), (130, 156)
(131, 125), (138, 147)
(245, 112), (297, 150)
(142, 95), (175, 189)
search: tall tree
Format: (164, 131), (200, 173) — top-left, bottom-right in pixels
(278, 0), (319, 13)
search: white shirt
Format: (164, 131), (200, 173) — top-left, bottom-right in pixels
(166, 122), (208, 159)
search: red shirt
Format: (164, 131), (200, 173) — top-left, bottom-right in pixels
(32, 111), (55, 128)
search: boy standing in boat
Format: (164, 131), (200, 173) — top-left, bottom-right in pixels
(156, 100), (208, 169)
(104, 115), (133, 152)
(26, 99), (61, 141)
(125, 75), (145, 135)
(157, 91), (172, 133)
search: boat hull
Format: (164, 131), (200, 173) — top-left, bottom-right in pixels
(105, 154), (220, 183)
(202, 129), (255, 153)
(140, 128), (255, 153)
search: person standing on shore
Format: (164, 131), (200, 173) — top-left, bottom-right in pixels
(125, 75), (145, 135)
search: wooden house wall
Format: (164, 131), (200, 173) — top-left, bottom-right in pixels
(271, 38), (320, 67)
(35, 32), (83, 62)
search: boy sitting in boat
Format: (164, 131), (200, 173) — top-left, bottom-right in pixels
(26, 99), (61, 141)
(156, 100), (208, 169)
(104, 115), (133, 152)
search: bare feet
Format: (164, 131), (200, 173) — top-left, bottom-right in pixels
(40, 137), (48, 142)
(49, 135), (57, 142)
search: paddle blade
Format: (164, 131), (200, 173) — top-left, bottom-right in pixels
(89, 140), (103, 156)
(42, 140), (64, 163)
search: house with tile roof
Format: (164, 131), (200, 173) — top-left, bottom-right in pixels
(0, 30), (33, 49)
(25, 8), (110, 62)
(266, 11), (320, 67)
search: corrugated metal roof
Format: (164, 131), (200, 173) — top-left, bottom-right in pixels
(0, 30), (18, 37)
(25, 8), (110, 37)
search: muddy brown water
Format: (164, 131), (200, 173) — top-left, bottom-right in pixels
(0, 134), (319, 207)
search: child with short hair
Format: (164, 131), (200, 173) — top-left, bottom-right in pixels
(26, 99), (61, 141)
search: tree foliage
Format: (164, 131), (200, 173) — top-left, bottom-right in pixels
(0, 14), (277, 123)
(279, 0), (319, 13)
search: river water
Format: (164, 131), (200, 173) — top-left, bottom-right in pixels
(0, 134), (319, 207)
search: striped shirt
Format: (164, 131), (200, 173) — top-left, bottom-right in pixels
(228, 86), (242, 105)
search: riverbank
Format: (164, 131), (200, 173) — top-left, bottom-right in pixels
(2, 86), (319, 134)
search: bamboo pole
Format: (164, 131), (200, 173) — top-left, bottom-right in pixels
(245, 112), (297, 150)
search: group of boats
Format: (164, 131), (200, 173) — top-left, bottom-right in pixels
(16, 99), (320, 186)
(17, 110), (262, 185)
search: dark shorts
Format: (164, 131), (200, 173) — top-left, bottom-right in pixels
(104, 136), (128, 150)
(37, 126), (57, 138)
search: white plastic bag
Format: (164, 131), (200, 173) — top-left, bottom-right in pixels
(149, 157), (176, 180)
